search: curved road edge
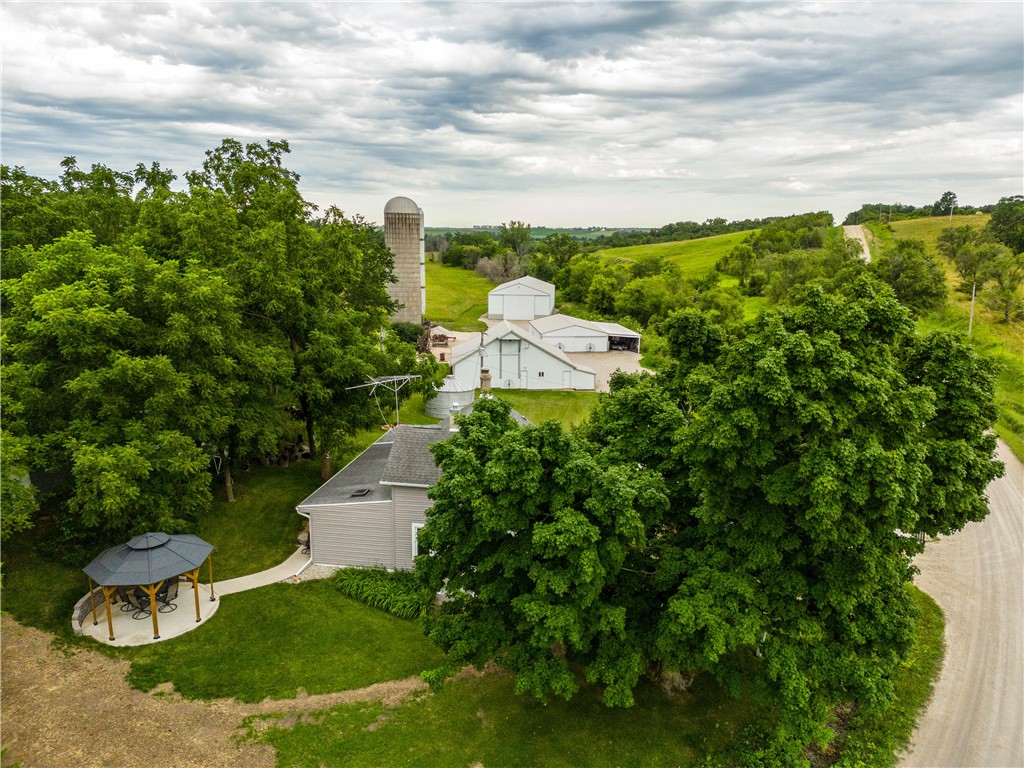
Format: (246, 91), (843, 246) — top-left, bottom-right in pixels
(900, 439), (1023, 767)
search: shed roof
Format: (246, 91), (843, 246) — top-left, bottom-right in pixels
(529, 314), (605, 335)
(381, 425), (448, 487)
(298, 434), (396, 506)
(489, 276), (555, 296)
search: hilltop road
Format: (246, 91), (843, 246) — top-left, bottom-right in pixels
(842, 224), (872, 262)
(900, 439), (1023, 767)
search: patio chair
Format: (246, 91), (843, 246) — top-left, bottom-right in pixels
(116, 586), (134, 612)
(157, 578), (179, 613)
(128, 587), (152, 620)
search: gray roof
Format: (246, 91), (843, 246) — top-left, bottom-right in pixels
(384, 196), (420, 214)
(298, 433), (398, 506)
(381, 425), (448, 487)
(83, 532), (214, 587)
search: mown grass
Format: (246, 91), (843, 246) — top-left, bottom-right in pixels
(249, 586), (944, 767)
(249, 665), (763, 768)
(425, 261), (492, 331)
(490, 389), (601, 428)
(120, 579), (446, 702)
(594, 230), (752, 280)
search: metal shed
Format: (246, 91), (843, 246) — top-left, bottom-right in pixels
(426, 375), (475, 418)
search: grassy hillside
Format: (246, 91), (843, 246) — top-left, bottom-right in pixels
(887, 215), (1023, 458)
(594, 230), (752, 280)
(425, 261), (492, 331)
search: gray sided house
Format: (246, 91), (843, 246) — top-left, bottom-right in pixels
(297, 425), (447, 571)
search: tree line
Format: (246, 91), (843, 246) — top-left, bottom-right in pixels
(1, 140), (442, 558)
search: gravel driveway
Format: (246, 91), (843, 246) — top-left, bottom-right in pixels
(899, 439), (1023, 767)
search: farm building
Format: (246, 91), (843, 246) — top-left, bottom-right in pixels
(449, 321), (596, 391)
(487, 276), (555, 320)
(384, 196), (425, 324)
(528, 315), (641, 353)
(297, 400), (529, 570)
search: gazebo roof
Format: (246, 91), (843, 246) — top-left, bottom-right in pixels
(83, 532), (214, 587)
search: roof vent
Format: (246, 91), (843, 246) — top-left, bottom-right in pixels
(350, 488), (371, 498)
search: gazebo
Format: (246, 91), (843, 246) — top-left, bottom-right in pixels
(82, 532), (215, 641)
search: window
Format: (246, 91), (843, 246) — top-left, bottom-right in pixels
(411, 523), (425, 558)
(538, 371), (544, 378)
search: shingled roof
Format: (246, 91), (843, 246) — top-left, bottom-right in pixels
(380, 424), (448, 487)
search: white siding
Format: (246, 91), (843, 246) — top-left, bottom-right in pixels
(308, 500), (394, 569)
(393, 486), (432, 570)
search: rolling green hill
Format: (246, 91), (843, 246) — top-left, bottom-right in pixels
(424, 261), (492, 331)
(594, 230), (752, 280)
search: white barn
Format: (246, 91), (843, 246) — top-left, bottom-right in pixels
(487, 276), (556, 320)
(450, 321), (596, 391)
(529, 315), (641, 353)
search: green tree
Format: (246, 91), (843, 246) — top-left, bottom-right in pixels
(869, 238), (947, 313)
(0, 430), (37, 540)
(417, 397), (670, 706)
(416, 279), (1002, 762)
(499, 220), (533, 261)
(985, 195), (1024, 253)
(1, 232), (243, 551)
(980, 248), (1024, 323)
(934, 190), (958, 218)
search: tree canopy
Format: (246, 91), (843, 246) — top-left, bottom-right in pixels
(1, 140), (437, 553)
(416, 278), (1003, 763)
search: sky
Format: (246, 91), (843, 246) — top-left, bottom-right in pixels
(2, 1), (1022, 228)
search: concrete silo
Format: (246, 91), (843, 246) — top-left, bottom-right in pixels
(384, 196), (425, 324)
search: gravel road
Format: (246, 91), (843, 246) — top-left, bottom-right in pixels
(900, 440), (1023, 767)
(842, 224), (872, 262)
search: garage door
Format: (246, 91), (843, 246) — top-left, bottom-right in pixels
(502, 295), (536, 320)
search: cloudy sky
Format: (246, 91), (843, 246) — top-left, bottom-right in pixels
(2, 2), (1021, 227)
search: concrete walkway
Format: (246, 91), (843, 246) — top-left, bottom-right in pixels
(214, 546), (310, 595)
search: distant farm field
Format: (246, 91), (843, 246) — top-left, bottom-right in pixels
(594, 230), (752, 280)
(425, 261), (492, 331)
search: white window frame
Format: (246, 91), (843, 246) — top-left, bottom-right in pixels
(411, 522), (425, 559)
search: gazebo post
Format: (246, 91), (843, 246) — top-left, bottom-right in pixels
(189, 568), (201, 623)
(88, 576), (98, 625)
(101, 585), (117, 641)
(208, 554), (216, 601)
(138, 582), (162, 640)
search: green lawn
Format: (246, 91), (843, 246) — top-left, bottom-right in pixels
(249, 588), (943, 768)
(250, 665), (763, 768)
(594, 231), (752, 281)
(425, 261), (492, 331)
(490, 389), (601, 428)
(121, 579), (446, 702)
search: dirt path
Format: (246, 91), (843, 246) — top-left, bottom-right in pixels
(0, 614), (427, 768)
(899, 440), (1024, 767)
(842, 224), (872, 262)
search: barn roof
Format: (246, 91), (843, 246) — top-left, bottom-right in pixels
(489, 276), (555, 296)
(450, 321), (594, 373)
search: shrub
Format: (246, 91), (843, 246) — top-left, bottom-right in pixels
(334, 566), (434, 619)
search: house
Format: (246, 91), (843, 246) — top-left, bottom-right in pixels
(487, 276), (555, 320)
(449, 321), (596, 391)
(297, 400), (530, 571)
(297, 424), (446, 570)
(528, 314), (641, 353)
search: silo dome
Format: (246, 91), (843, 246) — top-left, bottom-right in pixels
(426, 375), (475, 418)
(385, 196), (420, 215)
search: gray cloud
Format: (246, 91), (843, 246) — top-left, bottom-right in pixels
(1, 1), (1019, 226)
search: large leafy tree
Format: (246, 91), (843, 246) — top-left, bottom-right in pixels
(1, 232), (247, 550)
(417, 279), (1002, 762)
(417, 397), (670, 706)
(869, 238), (946, 314)
(985, 195), (1024, 253)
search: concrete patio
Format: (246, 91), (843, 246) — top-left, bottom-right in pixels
(71, 546), (312, 647)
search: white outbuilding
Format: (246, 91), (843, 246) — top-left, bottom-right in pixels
(529, 315), (641, 353)
(450, 321), (596, 391)
(487, 276), (556, 320)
